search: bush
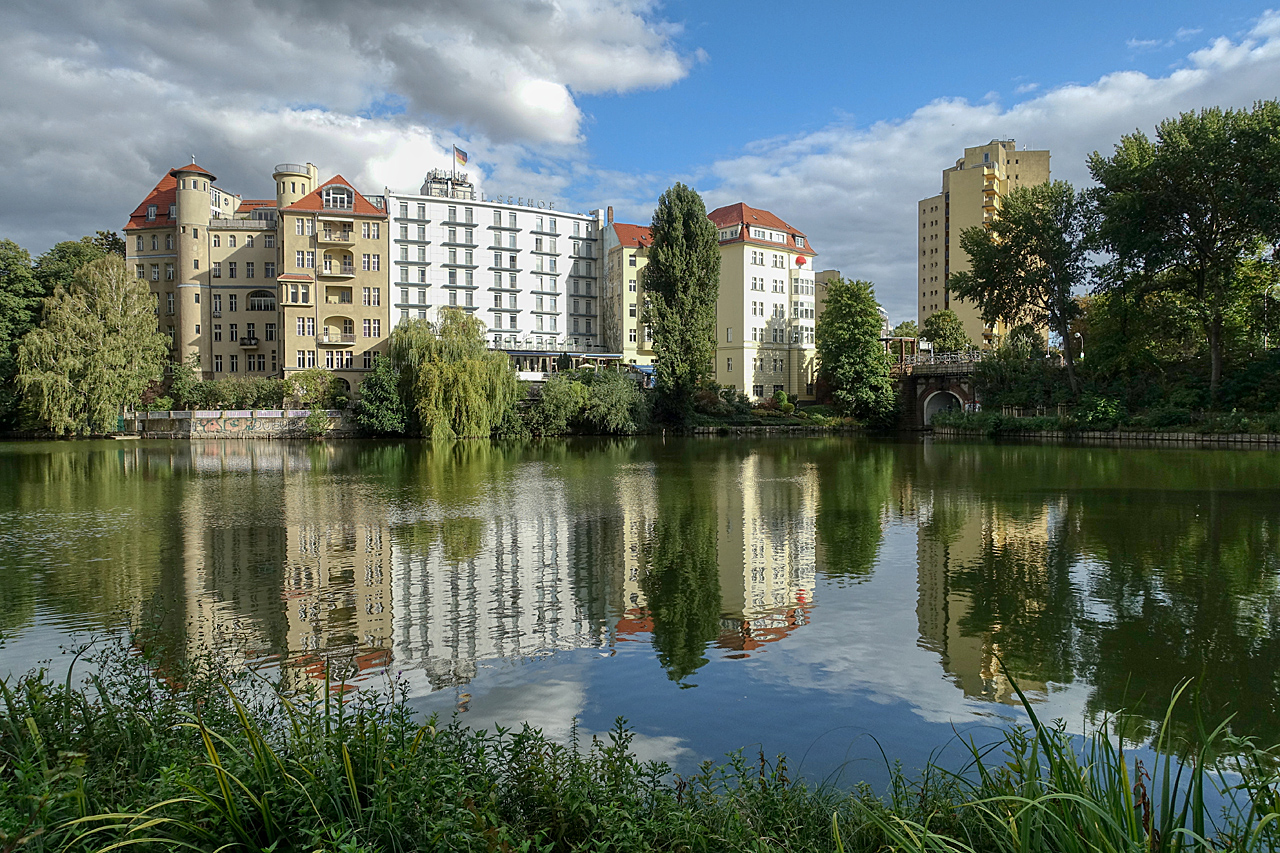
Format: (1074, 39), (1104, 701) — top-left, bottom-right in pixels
(527, 373), (589, 435)
(352, 356), (408, 436)
(582, 369), (649, 435)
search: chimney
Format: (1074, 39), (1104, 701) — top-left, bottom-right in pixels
(607, 206), (613, 224)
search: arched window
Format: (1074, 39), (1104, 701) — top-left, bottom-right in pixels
(246, 289), (276, 312)
(322, 186), (353, 210)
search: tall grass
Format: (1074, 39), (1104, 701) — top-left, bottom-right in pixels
(1, 638), (1276, 852)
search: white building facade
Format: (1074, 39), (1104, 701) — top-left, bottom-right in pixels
(385, 171), (606, 353)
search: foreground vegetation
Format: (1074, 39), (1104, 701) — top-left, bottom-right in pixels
(2, 640), (1278, 852)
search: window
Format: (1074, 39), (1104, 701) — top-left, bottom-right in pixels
(726, 326), (732, 342)
(146, 205), (156, 221)
(306, 251), (315, 268)
(297, 350), (306, 368)
(629, 328), (637, 343)
(151, 235), (158, 251)
(193, 259), (200, 270)
(265, 323), (276, 341)
(228, 353), (238, 373)
(228, 262), (237, 279)
(166, 292), (174, 314)
(135, 263), (144, 279)
(362, 319), (381, 338)
(245, 262), (254, 279)
(323, 186), (353, 209)
(135, 235), (143, 251)
(372, 255), (380, 271)
(165, 263), (174, 281)
(363, 351), (373, 369)
(726, 357), (733, 373)
(449, 289), (457, 306)
(228, 323), (238, 341)
(417, 203), (426, 219)
(418, 288), (426, 304)
(418, 268), (427, 283)
(226, 235), (235, 248)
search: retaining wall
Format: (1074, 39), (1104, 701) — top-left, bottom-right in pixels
(932, 426), (1280, 448)
(128, 410), (357, 439)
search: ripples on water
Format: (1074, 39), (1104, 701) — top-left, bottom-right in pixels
(1, 436), (1278, 781)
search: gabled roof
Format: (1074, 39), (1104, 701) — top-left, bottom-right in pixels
(707, 202), (816, 256)
(612, 222), (652, 249)
(282, 175), (386, 217)
(169, 162), (217, 180)
(123, 172), (177, 231)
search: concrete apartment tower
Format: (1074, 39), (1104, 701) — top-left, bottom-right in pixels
(917, 139), (1049, 347)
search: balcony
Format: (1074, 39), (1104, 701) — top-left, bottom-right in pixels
(325, 296), (354, 304)
(320, 264), (356, 279)
(238, 337), (260, 349)
(318, 333), (357, 347)
(317, 230), (355, 245)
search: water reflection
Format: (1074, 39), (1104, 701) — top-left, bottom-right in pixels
(3, 437), (1280, 751)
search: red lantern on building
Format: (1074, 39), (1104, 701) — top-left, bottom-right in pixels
(796, 256), (806, 266)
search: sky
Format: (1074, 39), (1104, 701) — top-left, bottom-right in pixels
(2, 1), (1279, 323)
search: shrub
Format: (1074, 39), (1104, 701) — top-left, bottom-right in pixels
(582, 369), (649, 434)
(527, 374), (588, 435)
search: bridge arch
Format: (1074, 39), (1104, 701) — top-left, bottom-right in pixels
(922, 390), (963, 425)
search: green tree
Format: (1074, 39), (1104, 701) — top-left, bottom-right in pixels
(528, 373), (588, 436)
(289, 367), (343, 408)
(33, 237), (108, 296)
(390, 311), (522, 440)
(168, 354), (202, 409)
(642, 183), (721, 425)
(582, 368), (648, 434)
(0, 240), (44, 427)
(1089, 101), (1280, 399)
(92, 231), (127, 257)
(352, 355), (408, 436)
(921, 309), (972, 354)
(949, 180), (1090, 396)
(16, 256), (169, 434)
(815, 277), (895, 424)
(890, 319), (918, 338)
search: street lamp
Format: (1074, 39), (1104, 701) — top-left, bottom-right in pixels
(1073, 331), (1084, 360)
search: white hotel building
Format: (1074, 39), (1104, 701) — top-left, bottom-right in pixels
(385, 170), (605, 355)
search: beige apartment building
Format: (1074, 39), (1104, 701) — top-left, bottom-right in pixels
(276, 166), (390, 392)
(601, 218), (656, 366)
(124, 161), (390, 399)
(602, 202), (819, 402)
(918, 139), (1050, 347)
(709, 203), (819, 402)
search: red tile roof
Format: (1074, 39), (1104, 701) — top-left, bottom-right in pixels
(612, 222), (652, 248)
(123, 172), (177, 231)
(707, 202), (817, 256)
(169, 162), (217, 180)
(281, 175), (386, 217)
(237, 199), (276, 210)
(276, 273), (314, 281)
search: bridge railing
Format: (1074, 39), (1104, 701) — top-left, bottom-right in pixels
(891, 350), (985, 374)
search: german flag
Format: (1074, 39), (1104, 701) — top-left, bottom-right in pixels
(454, 145), (468, 166)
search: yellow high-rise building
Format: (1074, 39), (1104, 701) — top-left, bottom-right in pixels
(917, 139), (1050, 347)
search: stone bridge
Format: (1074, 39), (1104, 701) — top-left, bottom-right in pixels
(892, 352), (984, 428)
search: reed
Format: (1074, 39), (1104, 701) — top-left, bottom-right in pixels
(1, 638), (1276, 852)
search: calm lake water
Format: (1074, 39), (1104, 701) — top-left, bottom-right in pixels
(2, 436), (1278, 783)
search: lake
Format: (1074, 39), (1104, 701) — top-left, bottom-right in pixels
(2, 436), (1278, 785)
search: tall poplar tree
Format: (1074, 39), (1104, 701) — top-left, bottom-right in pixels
(17, 255), (169, 434)
(1088, 101), (1280, 399)
(642, 183), (721, 425)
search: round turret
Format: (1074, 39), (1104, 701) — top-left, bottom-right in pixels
(274, 163), (317, 208)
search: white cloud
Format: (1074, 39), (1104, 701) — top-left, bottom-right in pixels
(701, 10), (1280, 324)
(0, 0), (691, 250)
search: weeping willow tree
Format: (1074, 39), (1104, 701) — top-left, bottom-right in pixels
(390, 310), (522, 440)
(17, 255), (169, 434)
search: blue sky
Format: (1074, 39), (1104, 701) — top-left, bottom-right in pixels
(1, 1), (1278, 322)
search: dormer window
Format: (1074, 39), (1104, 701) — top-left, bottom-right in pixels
(322, 186), (353, 210)
(169, 205), (176, 219)
(796, 236), (805, 248)
(146, 205), (157, 221)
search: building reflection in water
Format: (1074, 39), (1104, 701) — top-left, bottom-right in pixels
(153, 440), (825, 691)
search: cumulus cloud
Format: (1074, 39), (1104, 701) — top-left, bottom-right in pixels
(700, 10), (1280, 323)
(0, 0), (691, 250)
